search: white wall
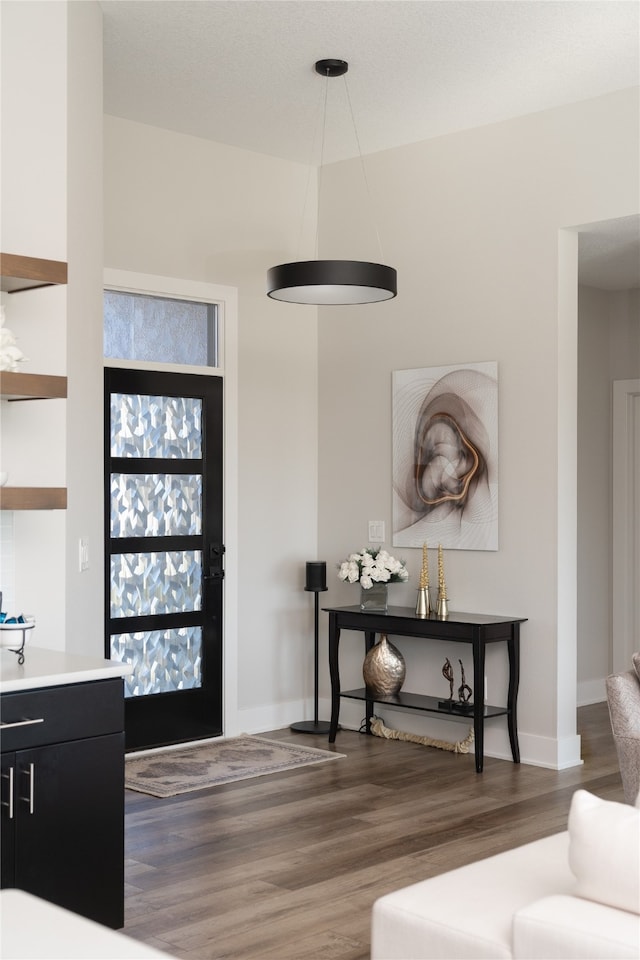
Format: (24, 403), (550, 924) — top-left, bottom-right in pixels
(1, 0), (68, 650)
(1, 1), (103, 655)
(104, 117), (320, 732)
(316, 88), (639, 767)
(610, 289), (640, 378)
(65, 0), (104, 655)
(577, 286), (610, 703)
(577, 285), (640, 704)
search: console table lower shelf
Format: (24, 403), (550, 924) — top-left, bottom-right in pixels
(341, 687), (509, 723)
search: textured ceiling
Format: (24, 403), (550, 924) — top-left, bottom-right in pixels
(101, 0), (640, 289)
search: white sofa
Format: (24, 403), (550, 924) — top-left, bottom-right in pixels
(0, 890), (176, 960)
(371, 790), (640, 959)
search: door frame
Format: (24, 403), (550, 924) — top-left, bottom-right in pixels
(103, 268), (239, 737)
(612, 378), (640, 673)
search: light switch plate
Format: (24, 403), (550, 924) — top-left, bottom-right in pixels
(368, 520), (385, 542)
(79, 537), (89, 572)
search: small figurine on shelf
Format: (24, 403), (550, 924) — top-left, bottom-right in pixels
(436, 543), (449, 619)
(458, 659), (472, 704)
(415, 542), (431, 617)
(442, 657), (454, 701)
(439, 657), (473, 713)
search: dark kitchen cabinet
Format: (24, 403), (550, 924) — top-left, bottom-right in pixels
(1, 677), (125, 928)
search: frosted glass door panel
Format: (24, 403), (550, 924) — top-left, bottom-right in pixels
(111, 628), (202, 697)
(110, 393), (202, 458)
(110, 474), (202, 537)
(110, 551), (202, 618)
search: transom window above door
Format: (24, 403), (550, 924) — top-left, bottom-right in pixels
(104, 290), (218, 368)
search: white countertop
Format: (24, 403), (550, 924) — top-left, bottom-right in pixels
(0, 645), (131, 693)
(0, 890), (174, 959)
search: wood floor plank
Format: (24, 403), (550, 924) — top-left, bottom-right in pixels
(253, 929), (367, 960)
(122, 702), (624, 959)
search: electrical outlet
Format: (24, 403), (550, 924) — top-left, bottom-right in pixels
(368, 520), (385, 542)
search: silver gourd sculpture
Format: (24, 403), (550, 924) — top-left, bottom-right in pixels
(363, 634), (406, 697)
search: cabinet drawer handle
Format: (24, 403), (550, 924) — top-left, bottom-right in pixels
(1, 766), (14, 819)
(0, 717), (44, 730)
(19, 762), (35, 815)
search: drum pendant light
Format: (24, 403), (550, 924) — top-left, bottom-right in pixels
(267, 59), (397, 305)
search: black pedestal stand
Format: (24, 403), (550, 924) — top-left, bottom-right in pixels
(291, 561), (331, 735)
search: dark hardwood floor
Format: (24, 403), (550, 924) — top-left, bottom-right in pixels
(123, 703), (623, 960)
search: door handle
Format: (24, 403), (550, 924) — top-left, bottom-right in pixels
(19, 762), (35, 815)
(1, 766), (14, 819)
(205, 543), (225, 581)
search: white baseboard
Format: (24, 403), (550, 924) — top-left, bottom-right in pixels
(577, 677), (606, 707)
(231, 695), (587, 769)
(513, 731), (583, 769)
(332, 701), (585, 769)
(230, 697), (334, 738)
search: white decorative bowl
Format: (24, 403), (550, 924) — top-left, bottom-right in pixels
(0, 619), (35, 647)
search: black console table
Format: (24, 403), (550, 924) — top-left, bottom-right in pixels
(324, 606), (526, 773)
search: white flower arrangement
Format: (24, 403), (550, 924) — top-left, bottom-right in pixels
(338, 547), (409, 589)
(0, 306), (27, 372)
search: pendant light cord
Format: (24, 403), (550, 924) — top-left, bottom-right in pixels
(296, 76), (325, 262)
(342, 73), (385, 262)
(315, 67), (330, 259)
(316, 65), (386, 263)
(296, 62), (386, 264)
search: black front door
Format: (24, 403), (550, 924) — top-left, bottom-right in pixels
(104, 367), (223, 750)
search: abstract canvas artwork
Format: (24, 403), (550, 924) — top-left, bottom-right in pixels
(392, 362), (498, 551)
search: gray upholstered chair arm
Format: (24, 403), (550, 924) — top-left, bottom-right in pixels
(606, 669), (640, 804)
(606, 671), (640, 738)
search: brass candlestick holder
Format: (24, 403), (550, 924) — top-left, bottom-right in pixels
(415, 541), (431, 617)
(436, 544), (449, 619)
(415, 588), (429, 617)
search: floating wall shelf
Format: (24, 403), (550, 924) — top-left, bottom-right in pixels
(0, 253), (68, 510)
(1, 371), (67, 402)
(0, 252), (68, 293)
(0, 488), (67, 511)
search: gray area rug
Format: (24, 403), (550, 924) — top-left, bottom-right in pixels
(125, 735), (345, 797)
